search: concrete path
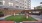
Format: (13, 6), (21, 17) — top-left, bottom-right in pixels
(0, 15), (11, 20)
(31, 15), (41, 20)
(3, 15), (11, 18)
(0, 17), (5, 20)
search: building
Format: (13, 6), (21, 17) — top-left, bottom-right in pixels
(0, 0), (31, 16)
(24, 0), (31, 10)
(0, 0), (31, 10)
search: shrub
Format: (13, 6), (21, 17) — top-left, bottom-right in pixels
(0, 11), (4, 17)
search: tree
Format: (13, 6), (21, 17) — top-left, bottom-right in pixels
(34, 6), (42, 9)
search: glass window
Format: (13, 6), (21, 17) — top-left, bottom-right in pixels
(0, 2), (3, 5)
(15, 0), (18, 1)
(9, 2), (13, 6)
(20, 6), (22, 8)
(16, 6), (19, 8)
(3, 1), (5, 5)
(0, 0), (3, 1)
(10, 0), (13, 1)
(29, 12), (31, 13)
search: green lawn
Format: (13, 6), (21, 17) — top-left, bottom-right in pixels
(5, 15), (37, 22)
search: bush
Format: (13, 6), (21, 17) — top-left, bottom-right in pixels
(0, 11), (4, 17)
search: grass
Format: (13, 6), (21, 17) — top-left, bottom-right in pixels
(5, 15), (37, 22)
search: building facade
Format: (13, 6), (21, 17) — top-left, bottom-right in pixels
(0, 0), (31, 10)
(0, 0), (31, 16)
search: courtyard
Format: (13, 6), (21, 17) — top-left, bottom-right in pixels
(5, 15), (37, 22)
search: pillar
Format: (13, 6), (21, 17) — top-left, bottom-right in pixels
(25, 12), (28, 19)
(14, 13), (15, 16)
(26, 13), (29, 19)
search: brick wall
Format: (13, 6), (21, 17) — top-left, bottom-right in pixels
(0, 10), (22, 16)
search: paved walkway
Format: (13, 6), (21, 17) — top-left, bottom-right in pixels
(0, 15), (11, 20)
(0, 17), (5, 20)
(31, 15), (41, 20)
(3, 15), (11, 18)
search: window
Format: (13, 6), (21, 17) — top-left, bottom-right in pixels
(20, 6), (22, 8)
(20, 3), (21, 4)
(29, 12), (31, 13)
(0, 0), (3, 1)
(15, 0), (18, 1)
(25, 2), (26, 3)
(0, 2), (3, 5)
(23, 4), (24, 5)
(15, 0), (19, 3)
(3, 1), (5, 5)
(25, 8), (27, 9)
(32, 11), (39, 13)
(25, 5), (26, 6)
(16, 6), (19, 8)
(9, 2), (13, 6)
(23, 7), (24, 8)
(10, 0), (13, 1)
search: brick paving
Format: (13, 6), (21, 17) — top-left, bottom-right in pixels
(0, 21), (42, 23)
(23, 21), (42, 23)
(0, 21), (14, 23)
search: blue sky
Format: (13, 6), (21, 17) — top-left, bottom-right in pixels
(31, 0), (42, 9)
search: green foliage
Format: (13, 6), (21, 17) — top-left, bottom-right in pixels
(35, 6), (42, 9)
(0, 11), (3, 14)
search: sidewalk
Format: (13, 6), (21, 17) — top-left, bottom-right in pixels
(0, 15), (11, 20)
(3, 15), (11, 18)
(31, 15), (41, 20)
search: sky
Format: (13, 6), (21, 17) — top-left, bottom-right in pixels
(31, 0), (42, 9)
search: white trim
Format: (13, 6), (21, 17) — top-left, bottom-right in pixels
(3, 1), (5, 5)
